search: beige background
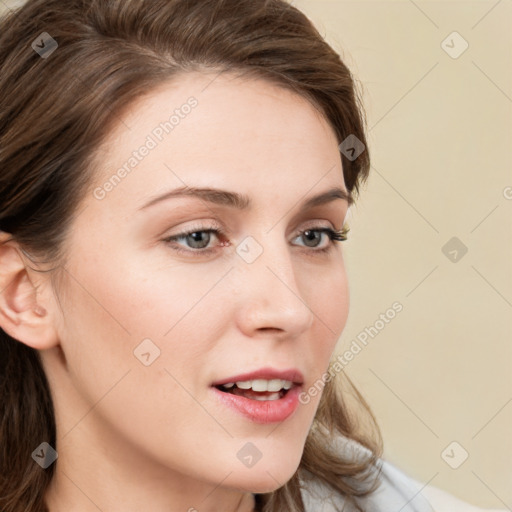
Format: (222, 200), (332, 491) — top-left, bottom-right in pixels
(292, 0), (511, 509)
(2, 0), (510, 509)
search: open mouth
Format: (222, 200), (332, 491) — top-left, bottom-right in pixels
(211, 376), (303, 422)
(214, 380), (293, 401)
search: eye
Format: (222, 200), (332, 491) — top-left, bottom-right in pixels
(293, 226), (349, 253)
(163, 226), (222, 256)
(162, 223), (349, 257)
(173, 230), (214, 250)
(162, 222), (226, 257)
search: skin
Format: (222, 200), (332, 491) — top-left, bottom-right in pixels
(0, 72), (351, 511)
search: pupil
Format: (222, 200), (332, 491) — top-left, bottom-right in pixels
(303, 230), (320, 247)
(188, 232), (210, 249)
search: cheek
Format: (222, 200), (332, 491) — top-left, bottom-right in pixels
(54, 257), (232, 473)
(306, 261), (350, 354)
(301, 262), (349, 409)
(56, 249), (236, 423)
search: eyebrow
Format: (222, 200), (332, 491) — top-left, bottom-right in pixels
(140, 185), (353, 211)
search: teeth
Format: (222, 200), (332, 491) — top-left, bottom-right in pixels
(252, 392), (281, 401)
(221, 379), (293, 392)
(251, 379), (271, 392)
(235, 380), (252, 390)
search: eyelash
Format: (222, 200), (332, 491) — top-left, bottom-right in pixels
(162, 223), (350, 258)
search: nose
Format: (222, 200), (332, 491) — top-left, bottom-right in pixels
(233, 235), (315, 340)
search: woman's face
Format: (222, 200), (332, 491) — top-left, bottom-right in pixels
(43, 71), (351, 502)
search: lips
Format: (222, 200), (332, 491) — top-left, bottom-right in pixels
(210, 369), (304, 423)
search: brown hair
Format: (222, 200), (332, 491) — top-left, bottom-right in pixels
(0, 0), (382, 510)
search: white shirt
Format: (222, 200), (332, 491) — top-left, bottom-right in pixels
(301, 457), (434, 511)
(298, 434), (504, 512)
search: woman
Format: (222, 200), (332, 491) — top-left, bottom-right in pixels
(0, 0), (500, 511)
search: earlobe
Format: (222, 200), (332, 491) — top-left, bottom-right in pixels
(0, 232), (59, 350)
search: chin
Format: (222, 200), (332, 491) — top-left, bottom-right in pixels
(249, 476), (295, 494)
(228, 457), (302, 494)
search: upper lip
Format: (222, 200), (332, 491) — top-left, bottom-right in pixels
(211, 367), (304, 386)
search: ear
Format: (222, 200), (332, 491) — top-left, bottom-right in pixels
(0, 232), (59, 350)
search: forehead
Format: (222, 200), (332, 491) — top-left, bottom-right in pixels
(87, 71), (346, 211)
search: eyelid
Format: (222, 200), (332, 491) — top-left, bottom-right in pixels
(162, 219), (226, 239)
(163, 219), (344, 241)
(296, 218), (340, 233)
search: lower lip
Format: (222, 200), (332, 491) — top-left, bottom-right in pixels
(211, 385), (302, 424)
